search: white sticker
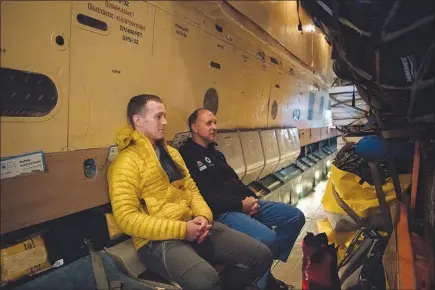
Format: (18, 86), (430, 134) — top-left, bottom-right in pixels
(52, 259), (64, 268)
(199, 165), (207, 171)
(107, 145), (119, 162)
(1, 151), (45, 180)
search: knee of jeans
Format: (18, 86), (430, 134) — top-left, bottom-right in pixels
(179, 262), (220, 290)
(295, 208), (306, 230)
(259, 230), (277, 250)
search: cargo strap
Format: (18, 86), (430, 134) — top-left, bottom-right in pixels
(332, 161), (393, 235)
(85, 239), (123, 290)
(410, 141), (421, 210)
(368, 162), (393, 235)
(332, 185), (372, 230)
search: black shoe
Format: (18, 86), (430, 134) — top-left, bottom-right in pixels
(266, 276), (294, 290)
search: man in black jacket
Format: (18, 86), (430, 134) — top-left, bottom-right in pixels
(179, 109), (306, 290)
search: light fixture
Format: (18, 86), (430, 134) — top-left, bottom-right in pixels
(315, 170), (320, 180)
(296, 185), (302, 195)
(304, 24), (316, 33)
(326, 160), (331, 167)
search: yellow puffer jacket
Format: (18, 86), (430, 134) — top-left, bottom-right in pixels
(107, 126), (213, 251)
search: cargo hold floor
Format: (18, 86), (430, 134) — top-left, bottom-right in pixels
(271, 181), (327, 288)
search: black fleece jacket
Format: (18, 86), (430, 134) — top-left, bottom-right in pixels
(179, 138), (256, 217)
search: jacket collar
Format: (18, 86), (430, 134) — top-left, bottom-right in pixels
(116, 125), (187, 181)
(116, 125), (169, 156)
(186, 138), (217, 152)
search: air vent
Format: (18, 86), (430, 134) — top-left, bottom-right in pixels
(215, 24), (223, 33)
(210, 61), (221, 70)
(270, 57), (280, 65)
(77, 14), (108, 31)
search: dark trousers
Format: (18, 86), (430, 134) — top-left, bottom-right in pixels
(137, 222), (272, 290)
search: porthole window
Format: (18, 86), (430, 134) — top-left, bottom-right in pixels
(203, 88), (219, 115)
(0, 68), (58, 117)
(271, 100), (278, 120)
(293, 109), (301, 121)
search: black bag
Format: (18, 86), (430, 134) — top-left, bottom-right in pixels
(332, 162), (396, 289)
(301, 0), (435, 128)
(337, 229), (387, 290)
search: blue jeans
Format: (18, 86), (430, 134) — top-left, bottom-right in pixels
(218, 200), (305, 289)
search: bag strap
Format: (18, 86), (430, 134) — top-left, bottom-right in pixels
(85, 239), (110, 290)
(381, 137), (403, 201)
(368, 162), (393, 235)
(332, 162), (394, 234)
(331, 185), (372, 230)
(410, 141), (421, 210)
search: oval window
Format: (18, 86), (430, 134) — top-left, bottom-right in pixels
(0, 68), (58, 117)
(203, 88), (219, 115)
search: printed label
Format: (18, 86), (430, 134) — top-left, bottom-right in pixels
(4, 247), (47, 276)
(107, 145), (119, 162)
(1, 151), (45, 179)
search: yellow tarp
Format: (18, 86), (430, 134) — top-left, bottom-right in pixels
(322, 165), (411, 217)
(318, 164), (411, 262)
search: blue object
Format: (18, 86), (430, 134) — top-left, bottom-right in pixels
(355, 135), (387, 160)
(355, 136), (414, 173)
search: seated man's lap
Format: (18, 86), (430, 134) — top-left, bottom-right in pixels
(194, 222), (272, 268)
(254, 200), (305, 229)
(137, 239), (220, 289)
(217, 201), (305, 258)
(137, 222), (272, 289)
(217, 212), (278, 250)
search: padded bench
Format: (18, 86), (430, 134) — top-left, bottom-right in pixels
(105, 239), (228, 290)
(105, 239), (181, 290)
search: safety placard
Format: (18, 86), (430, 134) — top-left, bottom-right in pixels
(107, 145), (119, 162)
(0, 151), (46, 179)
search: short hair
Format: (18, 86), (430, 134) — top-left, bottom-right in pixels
(187, 108), (206, 132)
(127, 94), (162, 127)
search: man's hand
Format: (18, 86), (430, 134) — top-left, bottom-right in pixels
(192, 216), (212, 243)
(242, 197), (258, 214)
(249, 201), (260, 216)
(186, 220), (203, 242)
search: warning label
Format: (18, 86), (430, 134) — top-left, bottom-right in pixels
(107, 145), (119, 162)
(1, 152), (45, 179)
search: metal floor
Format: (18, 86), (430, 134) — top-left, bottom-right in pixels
(271, 181), (327, 288)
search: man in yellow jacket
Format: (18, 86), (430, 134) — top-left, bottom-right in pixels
(108, 94), (272, 290)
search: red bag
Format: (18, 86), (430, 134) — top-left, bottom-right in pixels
(302, 232), (340, 290)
